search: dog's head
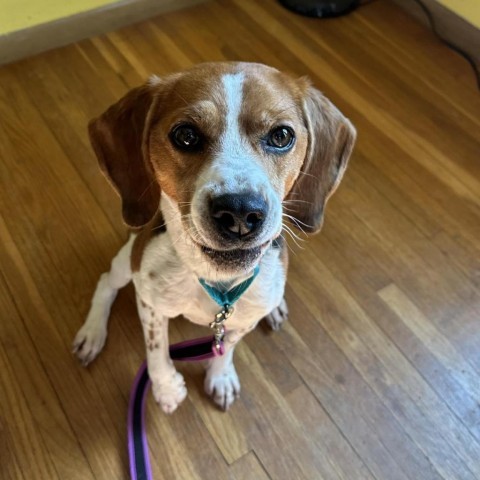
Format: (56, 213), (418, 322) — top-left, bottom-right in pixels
(89, 62), (355, 276)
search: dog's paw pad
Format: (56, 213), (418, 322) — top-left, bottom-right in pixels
(205, 367), (240, 411)
(264, 297), (289, 331)
(72, 324), (107, 366)
(152, 372), (187, 414)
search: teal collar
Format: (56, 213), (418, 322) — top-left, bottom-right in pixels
(199, 265), (260, 308)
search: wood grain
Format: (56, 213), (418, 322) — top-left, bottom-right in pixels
(0, 0), (479, 478)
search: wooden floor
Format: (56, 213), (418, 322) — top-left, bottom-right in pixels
(1, 1), (479, 479)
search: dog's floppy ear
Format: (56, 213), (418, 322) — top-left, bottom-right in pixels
(88, 83), (160, 228)
(287, 85), (356, 233)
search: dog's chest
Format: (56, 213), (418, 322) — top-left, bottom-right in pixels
(133, 235), (285, 330)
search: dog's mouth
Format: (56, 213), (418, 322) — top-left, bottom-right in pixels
(192, 238), (271, 270)
(202, 243), (264, 261)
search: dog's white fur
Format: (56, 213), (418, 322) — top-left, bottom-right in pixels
(73, 62), (355, 413)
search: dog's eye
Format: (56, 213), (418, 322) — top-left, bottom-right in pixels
(267, 126), (295, 150)
(171, 124), (202, 151)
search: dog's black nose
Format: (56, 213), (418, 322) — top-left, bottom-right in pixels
(211, 193), (267, 239)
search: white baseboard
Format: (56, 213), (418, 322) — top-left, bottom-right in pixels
(0, 0), (207, 66)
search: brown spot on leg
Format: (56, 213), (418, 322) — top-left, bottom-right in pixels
(149, 330), (155, 340)
(148, 271), (157, 280)
(141, 300), (147, 308)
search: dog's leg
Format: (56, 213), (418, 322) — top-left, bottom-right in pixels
(73, 235), (134, 365)
(204, 325), (256, 411)
(264, 296), (289, 331)
(137, 299), (187, 414)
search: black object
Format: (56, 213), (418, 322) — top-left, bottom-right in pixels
(279, 0), (359, 18)
(411, 0), (479, 89)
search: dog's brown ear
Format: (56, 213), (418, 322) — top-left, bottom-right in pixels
(287, 86), (356, 233)
(88, 84), (160, 228)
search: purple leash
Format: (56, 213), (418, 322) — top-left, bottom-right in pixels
(128, 335), (225, 480)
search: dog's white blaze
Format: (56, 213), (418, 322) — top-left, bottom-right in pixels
(212, 72), (268, 193)
(196, 72), (267, 195)
(221, 72), (246, 158)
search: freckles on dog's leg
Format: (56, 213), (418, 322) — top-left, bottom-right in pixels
(137, 299), (187, 413)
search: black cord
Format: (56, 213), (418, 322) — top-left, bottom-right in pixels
(358, 0), (479, 89)
(409, 0), (480, 89)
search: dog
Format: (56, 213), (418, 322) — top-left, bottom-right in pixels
(73, 62), (356, 413)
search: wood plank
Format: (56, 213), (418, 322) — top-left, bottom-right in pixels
(276, 286), (442, 480)
(347, 152), (480, 288)
(309, 203), (480, 443)
(378, 284), (480, 401)
(336, 165), (480, 368)
(0, 269), (95, 479)
(234, 344), (346, 480)
(286, 384), (375, 480)
(288, 251), (480, 479)
(0, 214), (129, 479)
(229, 451), (270, 480)
(0, 340), (60, 480)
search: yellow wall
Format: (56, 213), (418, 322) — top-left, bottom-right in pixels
(0, 0), (119, 35)
(438, 0), (479, 28)
(1, 0), (478, 36)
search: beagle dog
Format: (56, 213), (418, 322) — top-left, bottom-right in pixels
(73, 62), (356, 413)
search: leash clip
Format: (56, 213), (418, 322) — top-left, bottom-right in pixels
(210, 304), (233, 353)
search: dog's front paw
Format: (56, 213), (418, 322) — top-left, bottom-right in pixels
(264, 297), (289, 331)
(72, 322), (107, 366)
(205, 365), (240, 411)
(152, 371), (187, 414)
